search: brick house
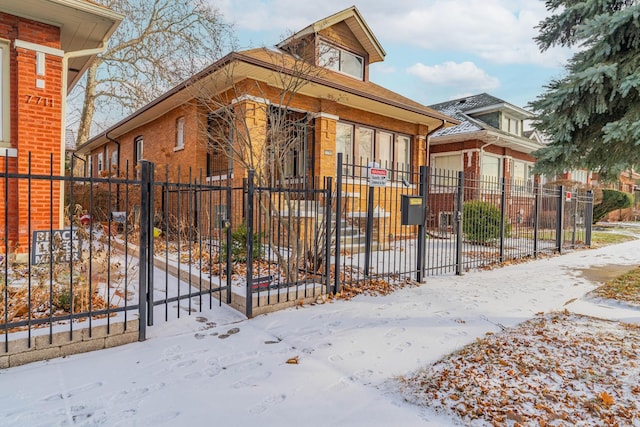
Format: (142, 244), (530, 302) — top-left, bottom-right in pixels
(0, 0), (121, 252)
(428, 93), (543, 186)
(425, 93), (546, 228)
(77, 6), (456, 209)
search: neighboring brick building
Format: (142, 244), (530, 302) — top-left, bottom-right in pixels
(77, 6), (456, 193)
(426, 94), (546, 228)
(0, 0), (121, 253)
(428, 93), (543, 186)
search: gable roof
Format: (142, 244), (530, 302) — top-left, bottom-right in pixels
(0, 0), (123, 91)
(428, 93), (542, 154)
(429, 93), (534, 138)
(276, 6), (386, 63)
(78, 46), (457, 153)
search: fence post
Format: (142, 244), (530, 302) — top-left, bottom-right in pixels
(334, 154), (343, 294)
(245, 170), (255, 318)
(138, 160), (154, 341)
(572, 189), (578, 247)
(325, 177), (333, 295)
(499, 177), (506, 263)
(585, 190), (594, 246)
(556, 185), (565, 253)
(533, 181), (540, 257)
(226, 187), (233, 304)
(416, 166), (428, 282)
(455, 171), (464, 275)
(364, 182), (375, 277)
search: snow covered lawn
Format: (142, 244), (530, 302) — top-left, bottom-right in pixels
(1, 230), (639, 426)
(401, 311), (640, 426)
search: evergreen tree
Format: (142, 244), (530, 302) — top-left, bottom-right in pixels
(529, 0), (640, 181)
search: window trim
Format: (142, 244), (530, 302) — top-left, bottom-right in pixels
(0, 40), (10, 145)
(134, 136), (144, 178)
(174, 116), (185, 151)
(336, 120), (412, 181)
(97, 152), (104, 174)
(318, 40), (364, 80)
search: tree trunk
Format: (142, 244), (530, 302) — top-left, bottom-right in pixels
(76, 61), (100, 145)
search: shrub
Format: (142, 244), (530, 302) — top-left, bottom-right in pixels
(592, 189), (634, 223)
(463, 201), (509, 244)
(220, 222), (263, 262)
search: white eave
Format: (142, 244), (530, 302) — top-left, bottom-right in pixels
(464, 102), (533, 120)
(0, 0), (123, 91)
(430, 129), (543, 154)
(276, 6), (386, 63)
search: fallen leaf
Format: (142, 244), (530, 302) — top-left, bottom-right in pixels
(286, 356), (299, 365)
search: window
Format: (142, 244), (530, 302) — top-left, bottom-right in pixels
(571, 170), (588, 184)
(111, 150), (118, 173)
(506, 117), (520, 135)
(336, 122), (354, 174)
(207, 115), (233, 179)
(0, 41), (9, 145)
(134, 136), (143, 178)
(336, 122), (412, 180)
(356, 127), (373, 162)
(376, 132), (393, 168)
(175, 116), (185, 149)
(431, 154), (462, 188)
(395, 135), (410, 180)
(432, 154), (462, 172)
(97, 153), (104, 174)
(481, 154), (502, 190)
(318, 41), (364, 79)
(512, 160), (534, 192)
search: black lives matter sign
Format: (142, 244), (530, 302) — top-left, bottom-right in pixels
(31, 229), (81, 265)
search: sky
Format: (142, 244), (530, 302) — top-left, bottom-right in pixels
(2, 228), (639, 426)
(215, 0), (575, 110)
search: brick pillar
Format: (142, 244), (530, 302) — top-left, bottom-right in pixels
(313, 113), (338, 182)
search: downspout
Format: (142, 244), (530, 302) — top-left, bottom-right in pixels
(425, 120), (447, 167)
(60, 43), (108, 227)
(106, 131), (121, 210)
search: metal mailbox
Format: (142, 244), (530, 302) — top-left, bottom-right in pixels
(400, 195), (425, 225)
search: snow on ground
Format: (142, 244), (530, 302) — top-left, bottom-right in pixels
(1, 236), (639, 426)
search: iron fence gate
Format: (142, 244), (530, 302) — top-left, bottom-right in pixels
(137, 162), (233, 339)
(334, 155), (428, 288)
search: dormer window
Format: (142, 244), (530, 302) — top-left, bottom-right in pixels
(318, 41), (364, 80)
(505, 115), (520, 136)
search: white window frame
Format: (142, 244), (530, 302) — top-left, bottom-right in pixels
(111, 150), (118, 172)
(97, 152), (104, 174)
(481, 153), (503, 191)
(318, 41), (364, 80)
(0, 40), (10, 145)
(337, 121), (413, 182)
(512, 159), (534, 193)
(430, 153), (462, 191)
(571, 170), (588, 184)
(174, 116), (185, 151)
(135, 136), (144, 178)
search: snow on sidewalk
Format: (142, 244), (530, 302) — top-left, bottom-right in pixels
(1, 238), (639, 427)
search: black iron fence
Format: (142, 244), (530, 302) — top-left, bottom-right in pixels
(1, 153), (594, 365)
(334, 155), (594, 280)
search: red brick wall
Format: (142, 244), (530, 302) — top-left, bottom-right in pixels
(0, 12), (63, 253)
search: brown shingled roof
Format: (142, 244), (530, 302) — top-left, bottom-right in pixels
(237, 48), (453, 123)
